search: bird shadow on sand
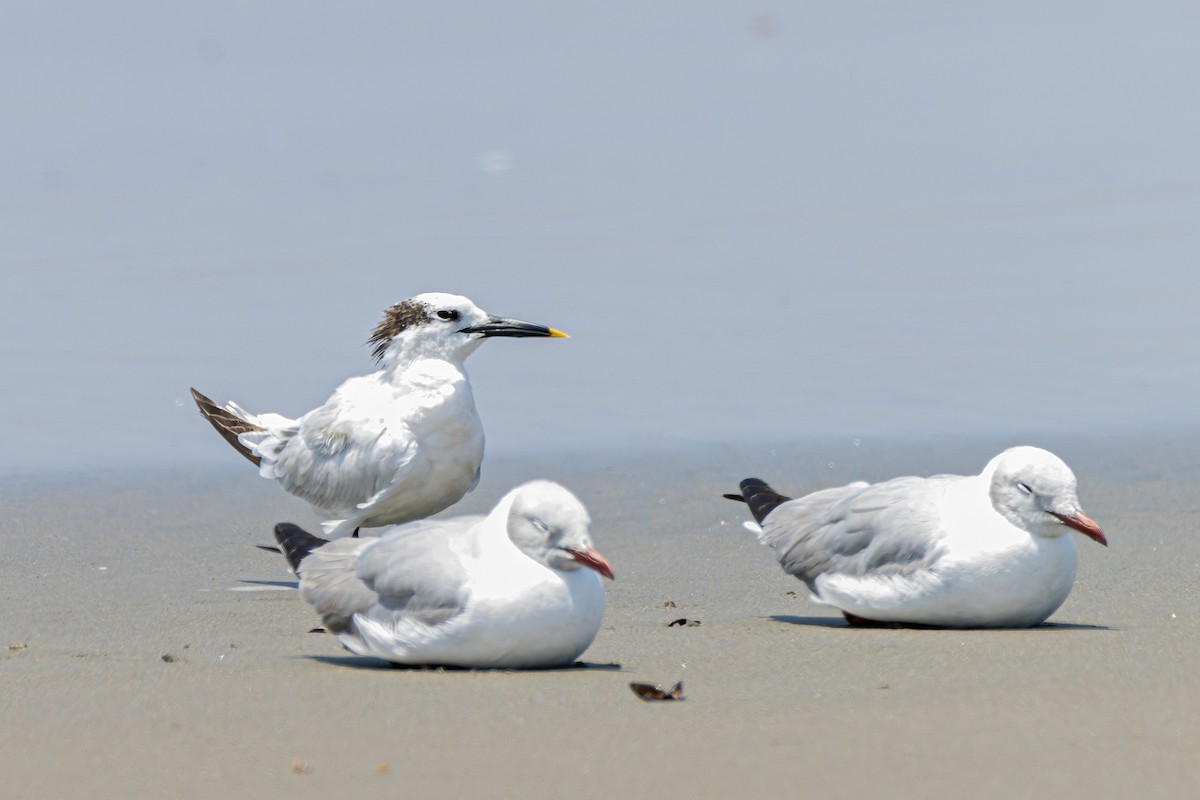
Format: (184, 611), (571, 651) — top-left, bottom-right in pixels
(235, 579), (299, 589)
(769, 615), (1110, 632)
(769, 615), (854, 628)
(302, 655), (623, 673)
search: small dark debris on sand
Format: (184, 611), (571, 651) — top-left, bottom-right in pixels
(630, 681), (685, 701)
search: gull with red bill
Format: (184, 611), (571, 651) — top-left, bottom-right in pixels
(726, 446), (1106, 628)
(273, 481), (613, 668)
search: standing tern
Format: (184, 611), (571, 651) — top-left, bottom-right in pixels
(273, 480), (613, 668)
(192, 293), (566, 537)
(726, 446), (1107, 628)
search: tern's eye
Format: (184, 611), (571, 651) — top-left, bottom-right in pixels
(1016, 482), (1033, 495)
(436, 309), (460, 322)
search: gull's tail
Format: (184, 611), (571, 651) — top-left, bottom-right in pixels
(190, 387), (264, 466)
(723, 478), (792, 524)
(274, 523), (330, 571)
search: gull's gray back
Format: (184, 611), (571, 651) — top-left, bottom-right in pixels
(297, 515), (483, 632)
(760, 475), (961, 588)
(296, 538), (379, 633)
(354, 516), (484, 626)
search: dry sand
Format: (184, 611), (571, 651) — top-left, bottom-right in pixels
(3, 435), (1199, 798)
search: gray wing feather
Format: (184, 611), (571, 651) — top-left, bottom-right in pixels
(299, 518), (480, 633)
(759, 475), (961, 588)
(297, 538), (380, 633)
(354, 521), (476, 626)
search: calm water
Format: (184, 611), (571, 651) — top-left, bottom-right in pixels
(3, 3), (1199, 475)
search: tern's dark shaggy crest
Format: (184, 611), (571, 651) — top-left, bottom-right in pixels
(368, 299), (434, 362)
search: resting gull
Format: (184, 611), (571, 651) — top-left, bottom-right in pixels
(726, 446), (1106, 628)
(274, 480), (613, 668)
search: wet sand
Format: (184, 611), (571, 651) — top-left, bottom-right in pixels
(3, 434), (1199, 798)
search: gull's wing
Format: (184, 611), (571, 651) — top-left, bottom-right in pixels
(296, 538), (380, 633)
(758, 474), (963, 589)
(297, 517), (480, 642)
(353, 518), (480, 628)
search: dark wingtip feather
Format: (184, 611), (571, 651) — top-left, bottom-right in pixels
(273, 523), (330, 572)
(190, 387), (264, 466)
(736, 478), (793, 524)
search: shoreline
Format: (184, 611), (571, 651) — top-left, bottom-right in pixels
(8, 422), (1200, 484)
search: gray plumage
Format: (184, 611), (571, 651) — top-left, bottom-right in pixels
(730, 447), (1108, 628)
(273, 481), (613, 666)
(292, 516), (481, 634)
(757, 476), (955, 590)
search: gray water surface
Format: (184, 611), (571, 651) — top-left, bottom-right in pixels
(3, 2), (1199, 474)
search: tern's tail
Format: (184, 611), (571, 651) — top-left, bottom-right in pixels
(723, 478), (792, 524)
(190, 387), (265, 466)
(320, 517), (362, 539)
(273, 523), (330, 572)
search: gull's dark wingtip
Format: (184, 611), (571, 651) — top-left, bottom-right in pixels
(273, 523), (330, 572)
(735, 478), (793, 524)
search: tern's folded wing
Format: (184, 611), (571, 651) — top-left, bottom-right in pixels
(249, 399), (420, 518)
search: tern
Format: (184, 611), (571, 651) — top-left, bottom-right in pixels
(192, 293), (566, 537)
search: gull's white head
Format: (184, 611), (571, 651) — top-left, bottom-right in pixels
(985, 446), (1106, 546)
(368, 292), (567, 366)
(505, 480), (614, 579)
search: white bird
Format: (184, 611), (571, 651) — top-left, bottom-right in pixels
(191, 293), (566, 537)
(273, 480), (614, 668)
(727, 446), (1107, 628)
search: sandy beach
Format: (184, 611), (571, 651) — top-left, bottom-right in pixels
(5, 2), (1200, 797)
(4, 433), (1198, 799)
